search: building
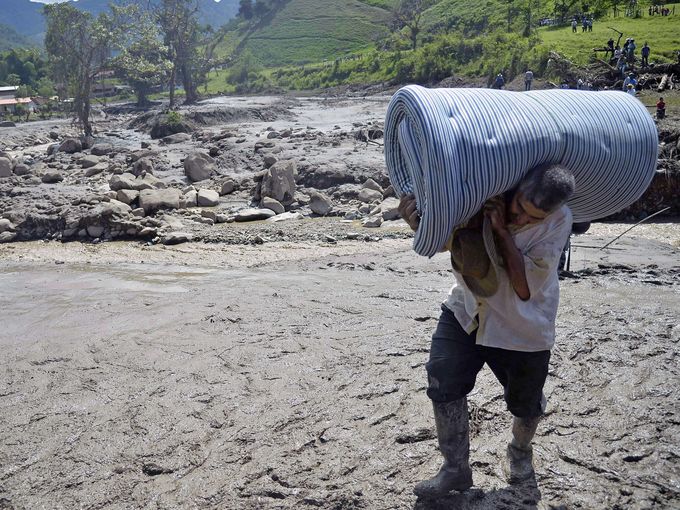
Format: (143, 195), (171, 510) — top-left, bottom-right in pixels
(0, 86), (19, 99)
(0, 97), (36, 115)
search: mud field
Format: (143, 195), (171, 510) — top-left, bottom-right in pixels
(0, 224), (679, 510)
(1, 91), (679, 509)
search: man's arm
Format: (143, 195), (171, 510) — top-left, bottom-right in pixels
(484, 198), (531, 301)
(398, 194), (420, 232)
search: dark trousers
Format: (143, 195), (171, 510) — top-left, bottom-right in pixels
(426, 306), (550, 418)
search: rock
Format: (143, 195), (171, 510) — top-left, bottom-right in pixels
(109, 173), (161, 191)
(268, 211), (303, 222)
(117, 189), (139, 205)
(383, 185), (396, 198)
(309, 191), (333, 216)
(266, 131), (281, 139)
(85, 163), (108, 177)
(162, 132), (191, 144)
(58, 138), (82, 154)
(261, 160), (296, 205)
(80, 155), (100, 168)
(182, 190), (198, 208)
(184, 152), (216, 182)
(129, 149), (157, 163)
(263, 154), (278, 168)
(362, 215), (383, 228)
(42, 171), (63, 183)
(131, 158), (154, 177)
(131, 208), (145, 217)
(161, 232), (192, 245)
(0, 121), (16, 128)
(234, 208), (276, 222)
(13, 163), (31, 176)
(220, 179), (236, 195)
(0, 231), (17, 243)
(261, 197), (285, 214)
(90, 143), (114, 156)
(363, 178), (384, 194)
(138, 188), (181, 213)
(49, 131), (59, 140)
(0, 157), (12, 178)
(87, 225), (105, 238)
(358, 188), (383, 203)
(0, 218), (15, 233)
(201, 209), (217, 221)
(197, 189), (219, 207)
(379, 197), (401, 220)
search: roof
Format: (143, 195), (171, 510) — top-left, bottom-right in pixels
(0, 86), (19, 93)
(0, 98), (33, 106)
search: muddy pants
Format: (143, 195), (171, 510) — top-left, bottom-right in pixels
(426, 306), (550, 418)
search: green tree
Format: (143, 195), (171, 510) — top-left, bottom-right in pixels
(239, 0), (254, 19)
(43, 3), (131, 136)
(391, 0), (435, 51)
(6, 73), (20, 86)
(111, 16), (171, 106)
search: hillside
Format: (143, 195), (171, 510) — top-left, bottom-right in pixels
(223, 0), (392, 66)
(0, 24), (33, 52)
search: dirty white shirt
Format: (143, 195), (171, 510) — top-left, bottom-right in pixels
(444, 205), (573, 352)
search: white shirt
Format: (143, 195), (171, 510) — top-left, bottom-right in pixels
(444, 205), (572, 352)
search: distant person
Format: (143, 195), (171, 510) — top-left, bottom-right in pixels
(572, 19), (578, 32)
(524, 69), (534, 91)
(626, 84), (637, 96)
(577, 78), (584, 90)
(493, 73), (505, 90)
(657, 97), (666, 119)
(623, 72), (637, 91)
(627, 39), (637, 62)
(606, 38), (615, 58)
(641, 42), (650, 67)
(582, 18), (588, 32)
(588, 18), (593, 31)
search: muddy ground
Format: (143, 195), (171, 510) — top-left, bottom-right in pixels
(0, 223), (678, 510)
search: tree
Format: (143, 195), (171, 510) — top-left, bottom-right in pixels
(253, 0), (269, 18)
(111, 14), (171, 106)
(391, 0), (434, 51)
(43, 3), (130, 136)
(239, 0), (254, 19)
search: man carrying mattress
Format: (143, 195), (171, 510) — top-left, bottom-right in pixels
(398, 163), (576, 498)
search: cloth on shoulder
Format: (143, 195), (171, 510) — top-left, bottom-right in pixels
(384, 85), (658, 257)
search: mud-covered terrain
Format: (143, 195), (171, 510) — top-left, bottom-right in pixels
(0, 226), (678, 510)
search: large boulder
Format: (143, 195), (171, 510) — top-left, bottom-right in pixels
(0, 157), (12, 178)
(117, 189), (139, 205)
(58, 138), (82, 154)
(109, 173), (162, 192)
(13, 163), (31, 176)
(362, 178), (384, 194)
(235, 208), (276, 222)
(197, 189), (219, 207)
(131, 158), (154, 177)
(90, 143), (114, 156)
(260, 160), (296, 205)
(79, 155), (100, 169)
(358, 188), (383, 203)
(42, 171), (63, 183)
(138, 188), (181, 213)
(379, 197), (401, 220)
(309, 191), (333, 216)
(220, 179), (237, 195)
(162, 132), (191, 144)
(261, 197), (285, 214)
(184, 152), (216, 182)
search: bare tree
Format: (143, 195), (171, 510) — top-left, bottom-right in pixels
(391, 0), (434, 51)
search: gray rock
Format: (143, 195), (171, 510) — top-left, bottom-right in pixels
(139, 188), (182, 213)
(197, 189), (219, 207)
(379, 197), (401, 221)
(0, 157), (12, 178)
(234, 208), (276, 222)
(42, 171), (63, 183)
(261, 160), (296, 205)
(109, 173), (161, 191)
(85, 163), (108, 177)
(266, 131), (281, 139)
(131, 208), (145, 217)
(0, 121), (16, 128)
(0, 218), (15, 233)
(131, 157), (154, 177)
(362, 215), (383, 228)
(363, 178), (384, 194)
(309, 191), (333, 216)
(162, 132), (191, 144)
(220, 179), (236, 195)
(87, 225), (105, 238)
(80, 155), (100, 168)
(0, 231), (17, 243)
(263, 154), (278, 168)
(13, 163), (31, 176)
(90, 143), (113, 156)
(184, 152), (216, 182)
(358, 188), (383, 203)
(161, 232), (192, 245)
(182, 189), (198, 208)
(201, 209), (217, 221)
(268, 211), (303, 222)
(129, 149), (158, 163)
(58, 138), (82, 154)
(261, 196), (285, 214)
(117, 189), (139, 205)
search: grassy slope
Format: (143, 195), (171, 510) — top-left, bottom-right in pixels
(222, 0), (391, 67)
(540, 14), (680, 66)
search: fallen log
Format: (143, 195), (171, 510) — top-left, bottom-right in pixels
(658, 74), (669, 92)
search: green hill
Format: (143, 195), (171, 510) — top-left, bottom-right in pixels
(0, 23), (32, 52)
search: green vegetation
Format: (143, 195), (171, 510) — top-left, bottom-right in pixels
(0, 24), (32, 53)
(0, 48), (54, 96)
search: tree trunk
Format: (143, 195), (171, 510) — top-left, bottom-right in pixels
(182, 62), (198, 104)
(169, 64), (177, 108)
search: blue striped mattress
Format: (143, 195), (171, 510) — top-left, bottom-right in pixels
(384, 85), (658, 257)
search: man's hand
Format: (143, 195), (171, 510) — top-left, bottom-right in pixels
(483, 196), (508, 233)
(398, 194), (420, 232)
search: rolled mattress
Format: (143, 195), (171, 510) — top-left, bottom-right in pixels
(384, 85), (658, 257)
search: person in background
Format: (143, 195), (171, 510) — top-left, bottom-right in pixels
(626, 84), (637, 97)
(493, 73), (505, 90)
(641, 42), (650, 67)
(572, 18), (578, 33)
(656, 97), (666, 119)
(524, 69), (534, 91)
(623, 72), (637, 92)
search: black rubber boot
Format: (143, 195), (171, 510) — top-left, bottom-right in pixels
(505, 415), (541, 484)
(413, 398), (473, 498)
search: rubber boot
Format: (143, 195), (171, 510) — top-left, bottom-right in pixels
(505, 415), (541, 484)
(413, 398), (473, 498)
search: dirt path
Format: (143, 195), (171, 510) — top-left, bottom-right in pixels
(0, 228), (678, 510)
